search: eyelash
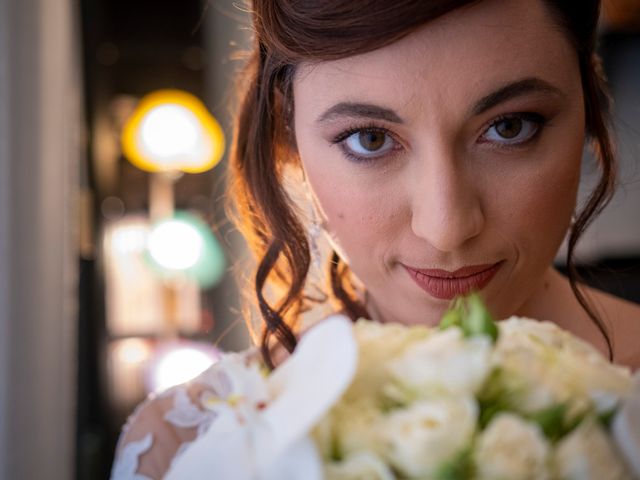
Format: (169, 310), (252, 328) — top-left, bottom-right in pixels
(330, 112), (549, 163)
(331, 124), (401, 164)
(480, 112), (548, 151)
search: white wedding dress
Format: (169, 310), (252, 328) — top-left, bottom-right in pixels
(110, 316), (357, 480)
(110, 350), (257, 480)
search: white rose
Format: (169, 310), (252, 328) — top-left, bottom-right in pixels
(325, 451), (395, 480)
(347, 319), (430, 402)
(612, 371), (640, 477)
(495, 318), (632, 414)
(314, 320), (431, 462)
(474, 413), (550, 480)
(388, 327), (492, 399)
(325, 399), (387, 459)
(380, 397), (477, 478)
(552, 419), (630, 480)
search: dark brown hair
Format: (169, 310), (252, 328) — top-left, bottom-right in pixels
(228, 0), (616, 368)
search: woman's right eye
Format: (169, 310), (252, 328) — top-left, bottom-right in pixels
(335, 128), (398, 161)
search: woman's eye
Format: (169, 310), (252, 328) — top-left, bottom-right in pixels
(481, 113), (546, 147)
(339, 128), (396, 160)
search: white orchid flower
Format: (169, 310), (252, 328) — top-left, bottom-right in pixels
(164, 315), (358, 480)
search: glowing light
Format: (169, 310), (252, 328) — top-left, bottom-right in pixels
(122, 90), (225, 173)
(148, 343), (218, 393)
(108, 338), (154, 408)
(139, 105), (202, 165)
(145, 212), (226, 288)
(147, 219), (204, 270)
(112, 224), (148, 255)
(112, 338), (152, 365)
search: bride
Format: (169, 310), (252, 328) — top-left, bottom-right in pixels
(111, 0), (640, 477)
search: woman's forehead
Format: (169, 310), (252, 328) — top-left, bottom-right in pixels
(293, 0), (578, 119)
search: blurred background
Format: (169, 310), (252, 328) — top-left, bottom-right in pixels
(0, 0), (639, 479)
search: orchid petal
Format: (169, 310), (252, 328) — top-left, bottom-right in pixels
(164, 315), (357, 479)
(258, 315), (358, 467)
(260, 436), (324, 480)
(164, 422), (254, 479)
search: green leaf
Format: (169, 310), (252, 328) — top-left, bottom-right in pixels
(476, 368), (517, 429)
(527, 403), (569, 442)
(434, 448), (474, 480)
(462, 294), (499, 342)
(439, 308), (462, 330)
(598, 407), (617, 429)
(439, 293), (499, 342)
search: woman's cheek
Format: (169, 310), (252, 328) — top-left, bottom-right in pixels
(316, 178), (403, 277)
(502, 152), (581, 259)
(319, 186), (382, 251)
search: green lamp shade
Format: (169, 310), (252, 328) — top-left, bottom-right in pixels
(145, 211), (226, 288)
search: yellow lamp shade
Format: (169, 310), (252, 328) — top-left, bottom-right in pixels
(122, 89), (225, 173)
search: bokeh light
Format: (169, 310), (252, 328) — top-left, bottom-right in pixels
(121, 89), (225, 173)
(111, 223), (147, 255)
(112, 338), (152, 365)
(146, 341), (219, 393)
(147, 219), (204, 270)
(145, 211), (227, 288)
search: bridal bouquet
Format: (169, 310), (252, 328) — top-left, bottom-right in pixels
(165, 295), (640, 480)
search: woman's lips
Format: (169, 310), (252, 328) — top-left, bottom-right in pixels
(403, 262), (502, 300)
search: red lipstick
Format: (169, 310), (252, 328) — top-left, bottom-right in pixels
(404, 262), (502, 300)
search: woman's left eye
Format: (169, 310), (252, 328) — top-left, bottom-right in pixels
(333, 127), (398, 162)
(481, 113), (546, 147)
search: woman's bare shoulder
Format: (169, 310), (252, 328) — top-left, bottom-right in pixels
(584, 286), (640, 369)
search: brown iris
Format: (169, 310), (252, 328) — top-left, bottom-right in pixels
(495, 117), (523, 139)
(359, 130), (386, 151)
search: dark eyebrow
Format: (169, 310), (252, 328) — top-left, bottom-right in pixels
(316, 78), (562, 124)
(471, 77), (564, 116)
(317, 102), (403, 124)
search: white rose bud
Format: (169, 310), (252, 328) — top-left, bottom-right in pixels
(552, 419), (631, 480)
(332, 400), (386, 458)
(325, 451), (395, 480)
(474, 413), (550, 480)
(388, 327), (492, 398)
(347, 320), (430, 401)
(380, 397), (477, 478)
(495, 318), (632, 414)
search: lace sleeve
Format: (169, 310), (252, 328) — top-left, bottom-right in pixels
(110, 373), (220, 479)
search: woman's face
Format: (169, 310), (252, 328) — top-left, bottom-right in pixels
(292, 0), (585, 325)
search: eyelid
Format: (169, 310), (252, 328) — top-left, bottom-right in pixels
(331, 123), (404, 163)
(478, 112), (547, 149)
(332, 124), (394, 143)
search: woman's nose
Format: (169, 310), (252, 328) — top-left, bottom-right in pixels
(409, 156), (485, 252)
